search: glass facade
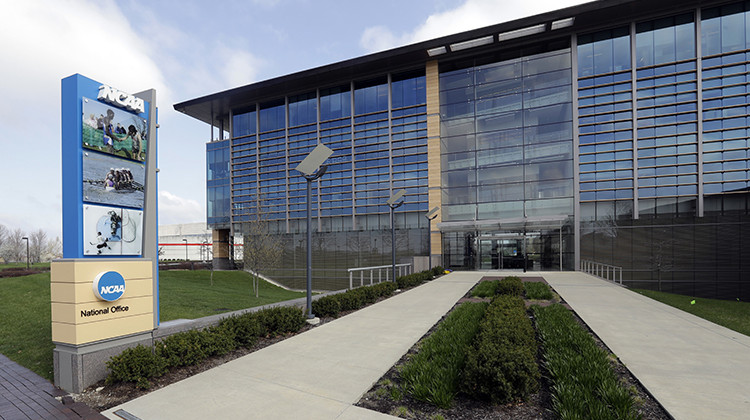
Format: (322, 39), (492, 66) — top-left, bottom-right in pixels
(578, 3), (750, 299)
(439, 49), (575, 271)
(197, 0), (750, 298)
(229, 71), (428, 237)
(223, 71), (429, 289)
(206, 139), (230, 228)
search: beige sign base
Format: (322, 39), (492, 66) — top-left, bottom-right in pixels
(51, 259), (154, 346)
(51, 258), (155, 392)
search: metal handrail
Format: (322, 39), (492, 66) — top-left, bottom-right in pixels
(347, 263), (412, 289)
(581, 260), (623, 284)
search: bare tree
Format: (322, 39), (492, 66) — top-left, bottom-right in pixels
(28, 229), (47, 264)
(0, 224), (7, 253)
(2, 228), (26, 263)
(650, 232), (674, 292)
(242, 204), (283, 298)
(45, 236), (62, 261)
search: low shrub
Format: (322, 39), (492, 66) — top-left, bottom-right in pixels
(312, 295), (342, 318)
(524, 281), (554, 300)
(337, 290), (366, 312)
(218, 312), (262, 347)
(497, 276), (524, 297)
(397, 271), (433, 289)
(157, 330), (210, 368)
(107, 306), (305, 388)
(462, 295), (539, 404)
(254, 306), (305, 337)
(471, 280), (498, 298)
(401, 302), (488, 408)
(430, 266), (445, 277)
(106, 345), (166, 389)
(203, 326), (236, 356)
(532, 304), (641, 420)
(311, 269), (436, 319)
(353, 285), (378, 305)
(156, 327), (235, 369)
(371, 281), (397, 298)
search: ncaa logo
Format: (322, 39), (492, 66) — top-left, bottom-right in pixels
(93, 271), (126, 302)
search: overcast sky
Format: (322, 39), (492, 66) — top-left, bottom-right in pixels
(0, 0), (590, 239)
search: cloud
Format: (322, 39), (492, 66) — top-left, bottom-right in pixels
(158, 191), (204, 225)
(0, 0), (171, 128)
(360, 26), (402, 54)
(360, 0), (589, 53)
(217, 46), (265, 89)
(0, 0), (235, 232)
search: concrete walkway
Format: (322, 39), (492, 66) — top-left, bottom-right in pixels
(542, 271), (750, 420)
(102, 271), (750, 420)
(103, 271), (481, 420)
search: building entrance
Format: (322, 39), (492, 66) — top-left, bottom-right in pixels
(440, 217), (574, 272)
(478, 235), (525, 270)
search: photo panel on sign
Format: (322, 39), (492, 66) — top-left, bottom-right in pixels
(83, 204), (124, 255)
(81, 97), (147, 163)
(120, 209), (143, 255)
(82, 152), (145, 208)
(83, 205), (144, 256)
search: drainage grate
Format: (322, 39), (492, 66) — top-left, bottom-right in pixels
(113, 409), (142, 420)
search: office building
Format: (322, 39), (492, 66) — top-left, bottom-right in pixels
(176, 0), (750, 299)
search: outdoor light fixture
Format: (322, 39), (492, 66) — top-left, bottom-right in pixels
(424, 207), (440, 269)
(22, 236), (29, 270)
(387, 189), (407, 283)
(295, 143), (333, 320)
(386, 188), (406, 206)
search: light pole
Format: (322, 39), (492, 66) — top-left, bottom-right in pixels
(21, 236), (29, 269)
(295, 143), (333, 320)
(425, 207), (440, 270)
(182, 238), (188, 261)
(386, 189), (406, 283)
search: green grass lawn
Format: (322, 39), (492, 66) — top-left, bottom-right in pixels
(158, 270), (306, 320)
(0, 269), (306, 381)
(0, 262), (50, 270)
(0, 273), (55, 380)
(632, 288), (750, 337)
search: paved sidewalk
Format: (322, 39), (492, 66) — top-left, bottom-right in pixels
(103, 271), (482, 420)
(542, 271), (750, 420)
(0, 353), (106, 420)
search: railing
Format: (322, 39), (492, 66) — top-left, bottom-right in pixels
(348, 263), (412, 289)
(581, 260), (623, 284)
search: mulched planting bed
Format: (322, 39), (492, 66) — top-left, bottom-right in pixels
(74, 296), (391, 411)
(356, 276), (672, 420)
(0, 267), (49, 278)
(76, 329), (310, 411)
(74, 275), (671, 419)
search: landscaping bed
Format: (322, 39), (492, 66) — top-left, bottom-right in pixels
(74, 268), (445, 412)
(357, 276), (671, 420)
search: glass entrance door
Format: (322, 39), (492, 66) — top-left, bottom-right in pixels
(478, 235), (524, 270)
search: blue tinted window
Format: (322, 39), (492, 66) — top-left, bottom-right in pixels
(579, 28), (631, 76)
(355, 79), (388, 115)
(320, 86), (351, 121)
(392, 73), (426, 108)
(233, 109), (256, 137)
(636, 14), (695, 67)
(288, 92), (317, 127)
(259, 102), (285, 132)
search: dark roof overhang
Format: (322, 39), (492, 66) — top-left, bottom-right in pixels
(174, 0), (730, 126)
